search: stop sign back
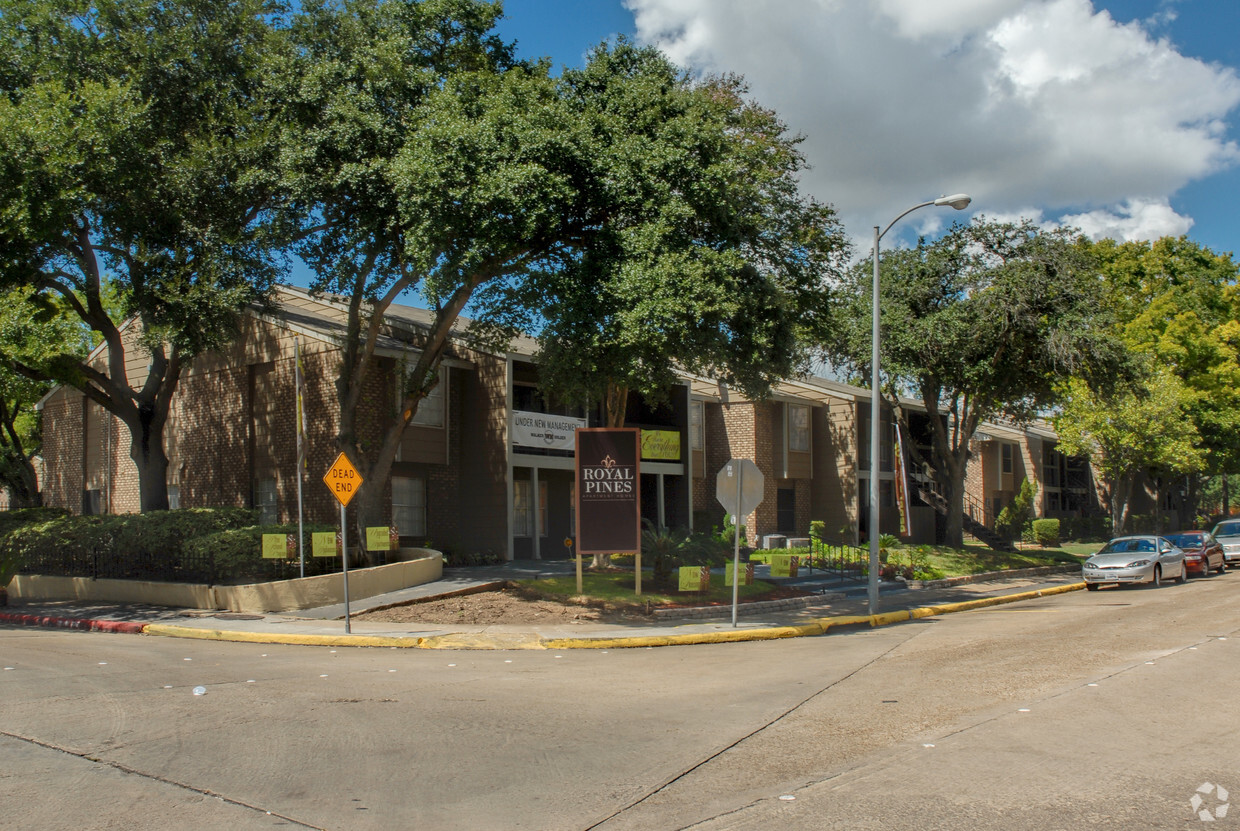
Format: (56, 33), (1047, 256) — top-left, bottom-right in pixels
(716, 458), (764, 518)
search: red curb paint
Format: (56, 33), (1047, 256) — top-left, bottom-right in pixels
(0, 613), (147, 634)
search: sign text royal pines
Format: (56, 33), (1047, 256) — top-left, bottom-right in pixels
(581, 455), (636, 495)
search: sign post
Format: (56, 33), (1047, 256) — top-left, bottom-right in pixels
(323, 451), (363, 634)
(566, 537), (580, 595)
(716, 459), (764, 627)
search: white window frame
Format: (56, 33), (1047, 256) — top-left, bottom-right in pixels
(255, 477), (278, 525)
(514, 480), (534, 537)
(392, 475), (427, 537)
(398, 363), (446, 429)
(788, 404), (810, 453)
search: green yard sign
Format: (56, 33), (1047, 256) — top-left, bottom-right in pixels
(725, 562), (755, 587)
(312, 532), (337, 558)
(678, 566), (710, 592)
(769, 554), (799, 578)
(262, 534), (287, 559)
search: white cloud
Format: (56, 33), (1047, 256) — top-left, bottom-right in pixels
(626, 0), (1240, 245)
(1058, 198), (1193, 241)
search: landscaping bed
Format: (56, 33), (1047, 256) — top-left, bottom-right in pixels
(353, 574), (814, 625)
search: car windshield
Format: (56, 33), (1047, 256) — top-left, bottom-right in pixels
(1213, 522), (1240, 537)
(1099, 538), (1154, 555)
(1165, 533), (1203, 549)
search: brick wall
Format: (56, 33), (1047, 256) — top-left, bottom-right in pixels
(810, 400), (858, 544)
(39, 391), (83, 511)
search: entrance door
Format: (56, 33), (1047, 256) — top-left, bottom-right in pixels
(777, 488), (796, 536)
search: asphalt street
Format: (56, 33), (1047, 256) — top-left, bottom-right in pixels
(3, 571), (1238, 830)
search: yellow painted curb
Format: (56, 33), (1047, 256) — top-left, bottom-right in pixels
(417, 633), (548, 650)
(143, 623), (426, 649)
(543, 621), (829, 650)
(141, 582), (1087, 651)
(869, 610), (911, 627)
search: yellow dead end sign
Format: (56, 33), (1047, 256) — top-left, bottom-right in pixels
(323, 451), (363, 507)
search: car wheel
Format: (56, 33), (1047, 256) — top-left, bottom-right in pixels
(1218, 559), (1227, 575)
(1152, 566), (1162, 587)
(1086, 583), (1099, 591)
(1175, 563), (1186, 584)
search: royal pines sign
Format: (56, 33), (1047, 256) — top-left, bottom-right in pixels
(575, 428), (641, 555)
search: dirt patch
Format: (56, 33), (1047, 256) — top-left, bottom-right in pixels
(353, 581), (815, 626)
(353, 584), (636, 625)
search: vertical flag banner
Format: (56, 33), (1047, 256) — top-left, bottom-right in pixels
(294, 336), (308, 471)
(574, 428), (641, 555)
(893, 422), (910, 536)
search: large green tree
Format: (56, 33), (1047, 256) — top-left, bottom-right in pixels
(0, 0), (288, 511)
(825, 220), (1123, 548)
(286, 13), (844, 552)
(0, 289), (87, 506)
(526, 46), (845, 427)
(282, 0), (591, 545)
(1092, 236), (1240, 521)
(1054, 366), (1204, 533)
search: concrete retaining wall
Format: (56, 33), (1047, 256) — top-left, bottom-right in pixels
(7, 549), (443, 614)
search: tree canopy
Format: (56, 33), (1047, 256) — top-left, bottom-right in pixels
(0, 0), (289, 510)
(522, 45), (846, 426)
(823, 219), (1124, 547)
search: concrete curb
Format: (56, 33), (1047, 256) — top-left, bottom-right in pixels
(0, 611), (147, 634)
(4, 582), (1087, 650)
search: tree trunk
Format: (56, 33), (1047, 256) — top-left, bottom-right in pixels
(941, 454), (967, 549)
(1111, 475), (1134, 535)
(1224, 474), (1231, 517)
(6, 454), (41, 508)
(121, 396), (171, 513)
(1153, 476), (1164, 534)
(132, 433), (170, 513)
(353, 484), (386, 567)
(1183, 474), (1198, 528)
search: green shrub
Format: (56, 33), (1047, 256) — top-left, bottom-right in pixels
(1032, 518), (1060, 547)
(996, 478), (1037, 542)
(809, 520), (826, 542)
(183, 523), (336, 584)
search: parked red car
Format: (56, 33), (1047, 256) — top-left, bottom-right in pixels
(1164, 531), (1226, 576)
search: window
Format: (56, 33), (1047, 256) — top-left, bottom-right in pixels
(569, 482), (576, 537)
(168, 484), (181, 510)
(392, 476), (426, 536)
(690, 401), (705, 451)
(1001, 443), (1013, 474)
(82, 489), (103, 516)
(788, 404), (810, 453)
(398, 364), (445, 428)
(254, 478), (278, 525)
(514, 480), (533, 537)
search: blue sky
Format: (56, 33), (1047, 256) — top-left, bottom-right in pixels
(495, 0), (1240, 257)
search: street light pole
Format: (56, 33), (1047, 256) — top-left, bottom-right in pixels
(868, 193), (971, 616)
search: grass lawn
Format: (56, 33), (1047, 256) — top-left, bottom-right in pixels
(516, 571), (776, 609)
(1056, 541), (1106, 558)
(920, 543), (1085, 577)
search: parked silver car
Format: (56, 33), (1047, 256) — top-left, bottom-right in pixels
(1210, 520), (1240, 567)
(1082, 535), (1187, 590)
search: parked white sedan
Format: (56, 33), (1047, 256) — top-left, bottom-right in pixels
(1082, 535), (1187, 590)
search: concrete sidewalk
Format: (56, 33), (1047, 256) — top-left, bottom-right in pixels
(0, 564), (1086, 650)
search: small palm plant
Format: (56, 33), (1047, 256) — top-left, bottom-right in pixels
(641, 519), (690, 584)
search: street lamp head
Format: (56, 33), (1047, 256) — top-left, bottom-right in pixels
(934, 193), (972, 211)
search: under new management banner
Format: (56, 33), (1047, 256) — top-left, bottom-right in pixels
(575, 428), (641, 555)
(511, 410), (588, 452)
